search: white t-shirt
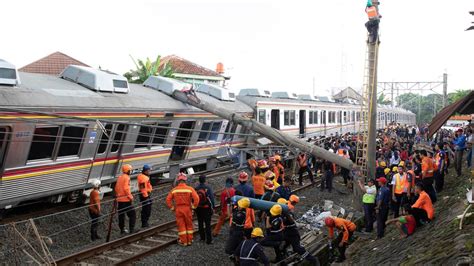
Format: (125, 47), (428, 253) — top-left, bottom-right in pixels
(365, 185), (377, 195)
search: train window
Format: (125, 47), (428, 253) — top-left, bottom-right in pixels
(135, 124), (153, 149)
(284, 111), (296, 126)
(152, 123), (170, 146)
(98, 124), (113, 154)
(198, 122), (211, 141)
(28, 126), (59, 161)
(57, 126), (86, 157)
(208, 122), (222, 141)
(328, 111), (336, 124)
(111, 124), (127, 153)
(258, 110), (266, 124)
(309, 112), (313, 124)
(0, 127), (8, 170)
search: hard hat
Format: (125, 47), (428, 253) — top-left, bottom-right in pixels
(92, 180), (101, 188)
(277, 198), (287, 204)
(289, 195), (300, 203)
(325, 217), (335, 227)
(264, 171), (275, 180)
(274, 155), (281, 161)
(122, 164), (132, 173)
(177, 172), (187, 181)
(143, 164), (151, 171)
(376, 177), (387, 184)
(251, 227), (264, 238)
(257, 160), (268, 169)
(398, 161), (405, 167)
(392, 166), (398, 172)
(269, 156), (276, 163)
(270, 204), (282, 216)
(238, 171), (249, 182)
(384, 168), (391, 175)
(237, 197), (251, 209)
(264, 180), (275, 190)
(379, 161), (386, 167)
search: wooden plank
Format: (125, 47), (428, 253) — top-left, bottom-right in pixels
(129, 243), (151, 249)
(114, 249), (135, 255)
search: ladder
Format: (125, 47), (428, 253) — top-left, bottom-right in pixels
(356, 35), (380, 179)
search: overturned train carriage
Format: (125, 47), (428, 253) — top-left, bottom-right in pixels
(0, 67), (253, 210)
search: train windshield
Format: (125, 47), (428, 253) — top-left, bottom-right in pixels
(0, 68), (16, 79)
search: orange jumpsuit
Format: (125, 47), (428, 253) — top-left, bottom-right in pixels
(327, 218), (356, 243)
(252, 174), (266, 197)
(276, 162), (285, 184)
(248, 159), (257, 176)
(166, 183), (200, 245)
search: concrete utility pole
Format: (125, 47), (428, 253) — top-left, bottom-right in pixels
(172, 91), (353, 170)
(443, 73), (448, 107)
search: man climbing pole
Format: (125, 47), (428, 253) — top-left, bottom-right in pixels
(365, 0), (381, 44)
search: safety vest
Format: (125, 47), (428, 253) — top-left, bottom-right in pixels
(367, 6), (379, 20)
(362, 185), (376, 204)
(394, 173), (409, 194)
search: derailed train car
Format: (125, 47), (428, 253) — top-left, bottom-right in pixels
(0, 63), (252, 211)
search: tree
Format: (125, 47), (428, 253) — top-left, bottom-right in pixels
(377, 92), (392, 105)
(124, 55), (174, 83)
(448, 89), (471, 105)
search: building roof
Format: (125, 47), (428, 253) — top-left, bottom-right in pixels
(332, 87), (362, 101)
(19, 52), (90, 76)
(428, 90), (474, 137)
(160, 55), (223, 78)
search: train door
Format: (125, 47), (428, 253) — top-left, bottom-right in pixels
(0, 126), (10, 176)
(299, 110), (306, 137)
(321, 111), (327, 135)
(171, 121), (195, 161)
(94, 123), (128, 179)
(271, 110), (280, 130)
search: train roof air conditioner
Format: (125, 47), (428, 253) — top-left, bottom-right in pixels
(297, 94), (318, 101)
(272, 91), (298, 99)
(143, 75), (192, 95)
(0, 59), (20, 86)
(238, 88), (271, 98)
(196, 83), (236, 101)
(60, 65), (129, 93)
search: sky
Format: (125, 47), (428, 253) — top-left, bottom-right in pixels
(1, 0), (473, 97)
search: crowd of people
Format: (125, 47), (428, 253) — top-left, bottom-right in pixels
(84, 121), (472, 265)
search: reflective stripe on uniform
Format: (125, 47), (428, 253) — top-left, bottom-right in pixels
(172, 189), (193, 194)
(240, 241), (259, 261)
(186, 230), (194, 234)
(178, 231), (187, 235)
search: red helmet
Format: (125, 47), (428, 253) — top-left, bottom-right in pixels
(238, 171), (249, 182)
(325, 217), (335, 227)
(257, 160), (268, 169)
(264, 180), (274, 190)
(177, 173), (187, 181)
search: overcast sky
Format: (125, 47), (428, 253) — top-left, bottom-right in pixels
(1, 0), (473, 96)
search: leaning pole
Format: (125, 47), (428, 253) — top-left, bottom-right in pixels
(172, 91), (353, 170)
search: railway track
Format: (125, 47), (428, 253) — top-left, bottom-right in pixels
(54, 181), (318, 265)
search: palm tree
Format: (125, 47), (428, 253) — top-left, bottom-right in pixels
(124, 55), (174, 83)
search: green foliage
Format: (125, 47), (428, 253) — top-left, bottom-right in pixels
(377, 92), (392, 105)
(396, 90), (472, 125)
(124, 55), (174, 84)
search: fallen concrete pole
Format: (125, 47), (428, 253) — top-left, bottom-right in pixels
(172, 91), (353, 170)
(231, 195), (289, 213)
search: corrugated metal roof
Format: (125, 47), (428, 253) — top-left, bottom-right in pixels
(428, 90), (474, 137)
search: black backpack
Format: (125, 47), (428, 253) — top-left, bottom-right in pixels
(197, 188), (211, 208)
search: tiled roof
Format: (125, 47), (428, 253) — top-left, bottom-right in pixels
(160, 55), (222, 78)
(19, 51), (90, 76)
(332, 87), (362, 101)
(448, 115), (472, 120)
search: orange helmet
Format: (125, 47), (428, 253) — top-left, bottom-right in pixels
(289, 195), (300, 203)
(325, 217), (335, 227)
(274, 155), (281, 161)
(238, 171), (249, 182)
(257, 160), (268, 169)
(122, 164), (132, 173)
(177, 172), (187, 181)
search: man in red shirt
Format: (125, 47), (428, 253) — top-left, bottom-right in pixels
(212, 178), (235, 237)
(385, 215), (416, 238)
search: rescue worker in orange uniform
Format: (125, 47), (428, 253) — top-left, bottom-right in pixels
(420, 150), (437, 203)
(89, 180), (102, 241)
(391, 165), (411, 218)
(325, 216), (356, 262)
(409, 183), (434, 226)
(252, 161), (267, 199)
(248, 157), (258, 177)
(137, 164), (153, 228)
(268, 157), (280, 184)
(212, 177), (235, 237)
(115, 164), (136, 234)
(274, 155), (285, 185)
(166, 173), (200, 246)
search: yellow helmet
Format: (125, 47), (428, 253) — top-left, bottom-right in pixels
(277, 198), (287, 204)
(379, 161), (386, 167)
(251, 227), (264, 238)
(384, 168), (390, 175)
(270, 204), (283, 216)
(237, 197), (250, 209)
(392, 166), (398, 172)
(399, 161), (405, 167)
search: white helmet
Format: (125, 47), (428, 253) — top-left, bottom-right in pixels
(92, 180), (101, 188)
